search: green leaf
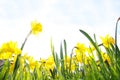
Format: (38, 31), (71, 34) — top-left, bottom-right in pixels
(80, 30), (103, 63)
(79, 30), (109, 79)
(0, 60), (10, 80)
(64, 40), (67, 61)
(13, 54), (21, 80)
(60, 43), (65, 75)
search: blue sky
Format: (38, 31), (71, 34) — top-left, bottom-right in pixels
(0, 0), (120, 59)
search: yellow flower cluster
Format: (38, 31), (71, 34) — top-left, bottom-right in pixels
(74, 36), (112, 66)
(9, 53), (40, 73)
(0, 41), (21, 59)
(40, 56), (55, 71)
(0, 20), (43, 74)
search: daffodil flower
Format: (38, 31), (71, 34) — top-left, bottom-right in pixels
(0, 41), (21, 59)
(75, 42), (88, 64)
(100, 34), (115, 48)
(45, 56), (55, 71)
(31, 20), (42, 35)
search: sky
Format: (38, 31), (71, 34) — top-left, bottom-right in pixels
(0, 0), (120, 60)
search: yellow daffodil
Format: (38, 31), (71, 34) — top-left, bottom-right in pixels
(0, 52), (12, 59)
(100, 34), (115, 48)
(27, 56), (36, 72)
(101, 52), (111, 65)
(75, 42), (88, 64)
(31, 20), (42, 35)
(0, 41), (21, 55)
(75, 42), (87, 53)
(45, 56), (55, 71)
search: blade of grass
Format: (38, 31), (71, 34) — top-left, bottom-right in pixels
(80, 30), (109, 79)
(60, 43), (65, 77)
(115, 17), (120, 70)
(0, 60), (10, 80)
(80, 30), (103, 63)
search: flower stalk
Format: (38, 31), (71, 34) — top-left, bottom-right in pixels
(115, 17), (120, 69)
(21, 30), (32, 50)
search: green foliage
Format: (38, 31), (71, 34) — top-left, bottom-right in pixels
(0, 18), (120, 80)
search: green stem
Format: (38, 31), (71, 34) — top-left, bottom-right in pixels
(13, 30), (32, 79)
(69, 47), (75, 73)
(115, 17), (120, 63)
(21, 30), (32, 50)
